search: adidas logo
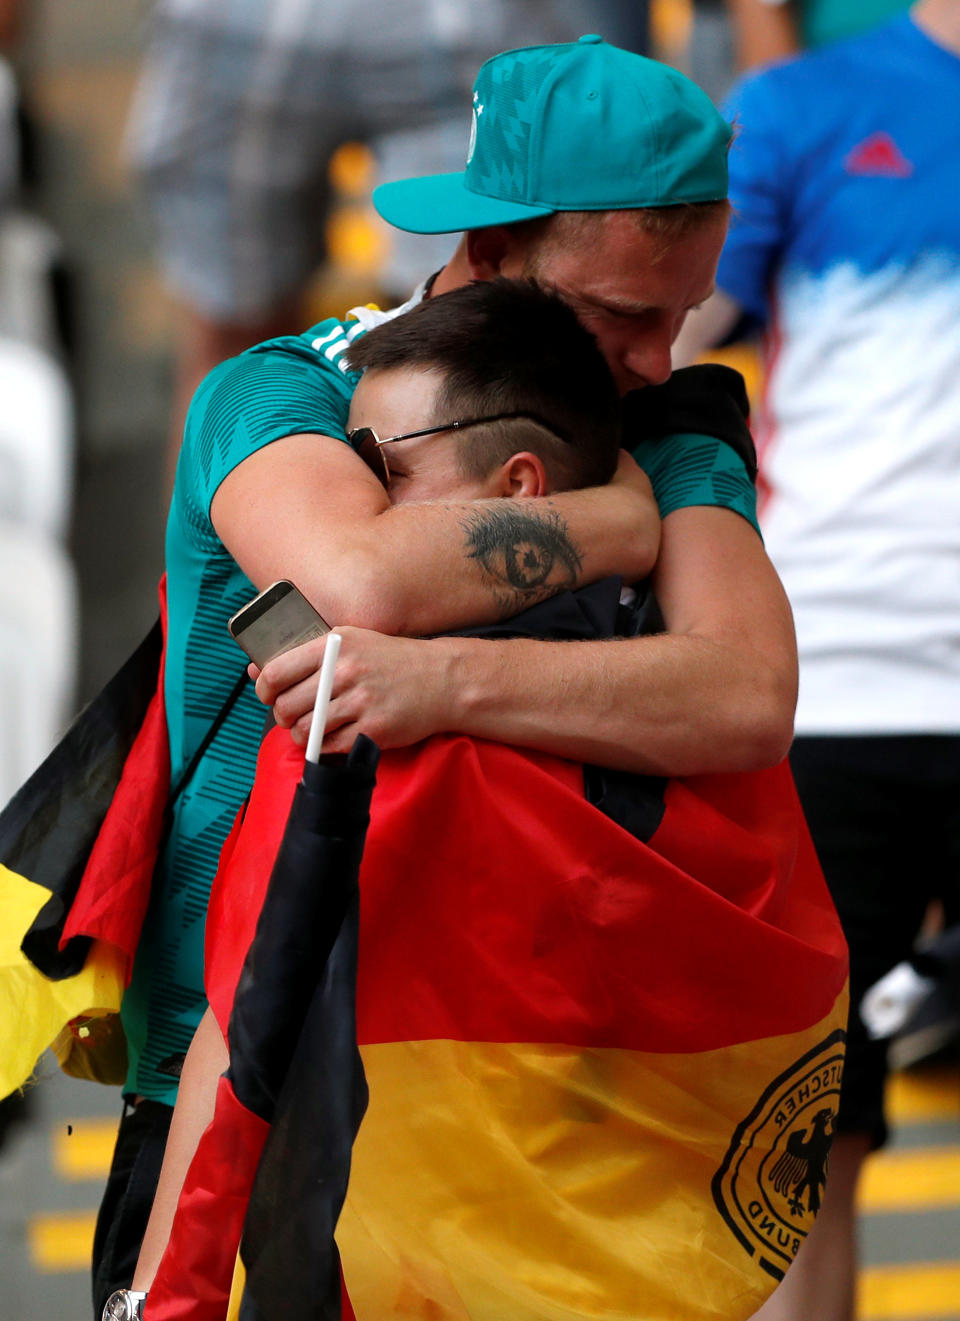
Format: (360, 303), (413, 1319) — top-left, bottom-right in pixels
(844, 132), (913, 177)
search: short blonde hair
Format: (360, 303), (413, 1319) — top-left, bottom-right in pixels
(515, 200), (730, 266)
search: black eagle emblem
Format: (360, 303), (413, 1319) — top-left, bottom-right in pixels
(768, 1107), (834, 1217)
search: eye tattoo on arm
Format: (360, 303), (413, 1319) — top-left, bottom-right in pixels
(460, 504), (584, 615)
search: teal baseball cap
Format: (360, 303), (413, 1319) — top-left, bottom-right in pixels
(374, 34), (732, 235)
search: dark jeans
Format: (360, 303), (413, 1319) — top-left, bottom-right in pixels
(92, 1099), (173, 1320)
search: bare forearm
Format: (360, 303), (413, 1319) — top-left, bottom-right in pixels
(436, 508), (797, 773)
(131, 1008), (228, 1292)
(433, 628), (793, 775)
(212, 437), (658, 639)
(266, 507), (798, 775)
(354, 485), (659, 635)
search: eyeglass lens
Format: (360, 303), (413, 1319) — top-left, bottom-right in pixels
(351, 427), (391, 488)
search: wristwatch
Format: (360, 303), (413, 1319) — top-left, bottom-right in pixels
(102, 1290), (148, 1321)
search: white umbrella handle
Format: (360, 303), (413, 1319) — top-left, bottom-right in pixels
(305, 632), (342, 764)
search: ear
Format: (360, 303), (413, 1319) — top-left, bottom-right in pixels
(489, 451), (550, 499)
(465, 226), (526, 280)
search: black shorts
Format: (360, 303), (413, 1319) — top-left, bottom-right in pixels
(790, 735), (960, 1149)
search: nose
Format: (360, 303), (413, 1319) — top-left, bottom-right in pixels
(620, 330), (674, 391)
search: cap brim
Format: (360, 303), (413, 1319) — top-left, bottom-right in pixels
(373, 172), (555, 235)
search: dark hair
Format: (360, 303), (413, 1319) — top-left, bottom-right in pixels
(343, 278), (621, 489)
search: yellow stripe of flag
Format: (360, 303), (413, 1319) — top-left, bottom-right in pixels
(341, 1012), (845, 1321)
(0, 865), (126, 1097)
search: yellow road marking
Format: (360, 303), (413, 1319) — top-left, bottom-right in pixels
(27, 1211), (96, 1273)
(886, 1067), (959, 1123)
(52, 1117), (118, 1180)
(859, 1263), (960, 1319)
(859, 1147), (960, 1211)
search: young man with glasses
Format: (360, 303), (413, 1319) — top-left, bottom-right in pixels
(343, 277), (636, 504)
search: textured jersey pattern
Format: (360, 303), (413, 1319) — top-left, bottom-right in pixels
(122, 316), (362, 1102)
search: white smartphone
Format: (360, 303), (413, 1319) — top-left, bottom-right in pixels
(227, 579), (330, 668)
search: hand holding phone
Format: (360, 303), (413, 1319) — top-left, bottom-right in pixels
(227, 580), (330, 669)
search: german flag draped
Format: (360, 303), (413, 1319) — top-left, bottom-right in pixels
(152, 700), (847, 1319)
(0, 584), (170, 1094)
(0, 571), (848, 1319)
(337, 744), (846, 1321)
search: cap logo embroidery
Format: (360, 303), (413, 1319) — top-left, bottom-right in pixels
(466, 91), (483, 165)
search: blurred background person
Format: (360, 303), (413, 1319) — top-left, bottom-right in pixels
(726, 0), (911, 68)
(675, 2), (960, 1317)
(0, 0), (75, 1182)
(686, 0), (910, 104)
(0, 0), (76, 810)
(125, 0), (649, 476)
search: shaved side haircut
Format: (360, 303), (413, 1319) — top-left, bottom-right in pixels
(344, 278), (622, 490)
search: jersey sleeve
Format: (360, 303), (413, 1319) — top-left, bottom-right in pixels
(716, 70), (794, 323)
(632, 432), (760, 535)
(175, 322), (359, 542)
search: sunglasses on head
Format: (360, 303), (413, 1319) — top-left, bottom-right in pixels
(347, 410), (570, 489)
